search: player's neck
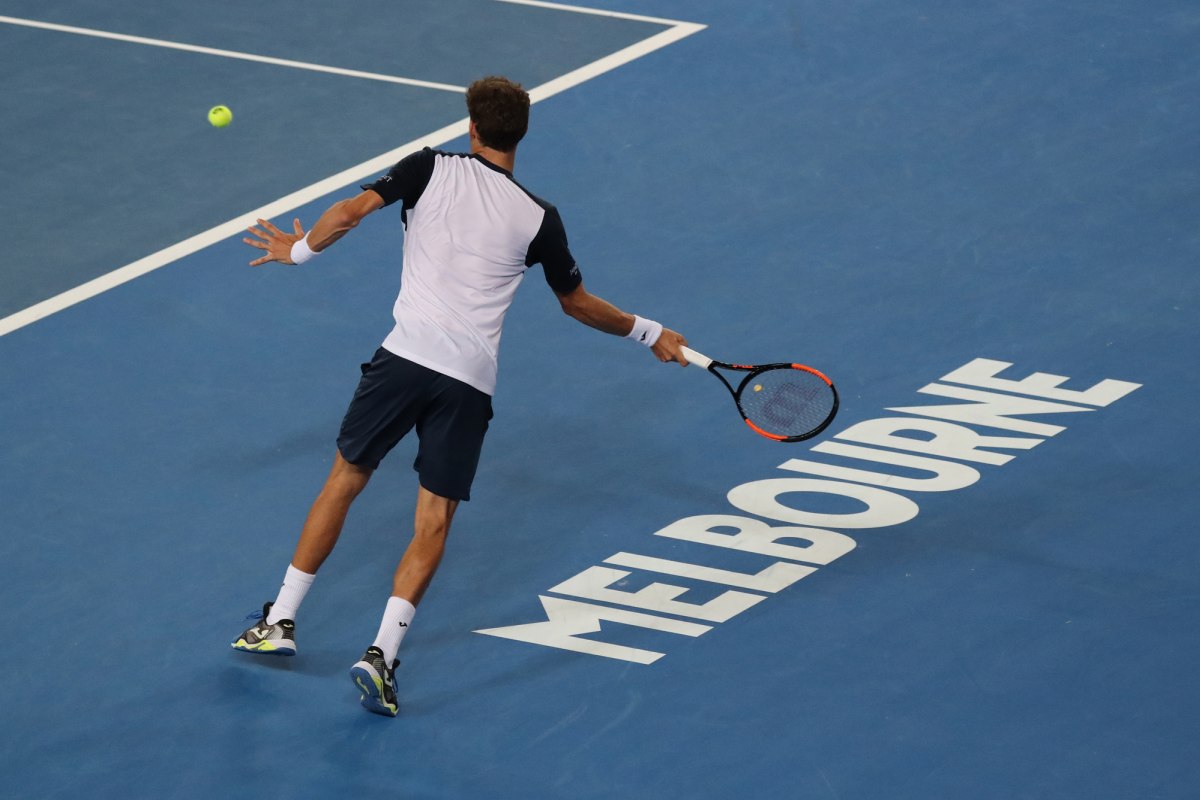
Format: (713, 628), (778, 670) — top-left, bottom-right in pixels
(472, 144), (516, 174)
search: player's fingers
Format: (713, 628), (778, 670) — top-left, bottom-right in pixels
(292, 218), (304, 236)
(246, 226), (268, 239)
(258, 218), (285, 236)
(243, 238), (267, 250)
(249, 255), (272, 266)
(658, 343), (686, 366)
(670, 333), (689, 365)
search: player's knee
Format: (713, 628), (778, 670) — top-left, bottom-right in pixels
(327, 460), (372, 497)
(413, 519), (451, 543)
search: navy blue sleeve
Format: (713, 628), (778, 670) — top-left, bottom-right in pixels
(526, 205), (583, 295)
(360, 148), (436, 217)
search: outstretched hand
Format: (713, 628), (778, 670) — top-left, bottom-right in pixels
(652, 328), (690, 366)
(244, 218), (305, 266)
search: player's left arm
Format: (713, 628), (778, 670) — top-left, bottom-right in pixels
(557, 283), (689, 365)
(244, 190), (385, 266)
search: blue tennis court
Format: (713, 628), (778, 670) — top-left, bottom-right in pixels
(1, 1), (1197, 797)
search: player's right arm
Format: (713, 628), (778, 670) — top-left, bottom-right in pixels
(557, 283), (689, 365)
(532, 205), (688, 365)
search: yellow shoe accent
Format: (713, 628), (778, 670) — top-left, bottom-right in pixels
(232, 638), (275, 652)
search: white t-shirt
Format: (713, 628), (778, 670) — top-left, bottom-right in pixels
(362, 148), (582, 396)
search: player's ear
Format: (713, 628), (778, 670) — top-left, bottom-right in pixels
(468, 119), (478, 143)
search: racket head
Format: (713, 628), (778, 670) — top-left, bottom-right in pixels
(731, 363), (838, 442)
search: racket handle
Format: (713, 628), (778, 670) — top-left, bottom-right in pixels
(680, 346), (712, 369)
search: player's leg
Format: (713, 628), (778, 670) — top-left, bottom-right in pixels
(290, 451), (374, 574)
(352, 486), (459, 716)
(352, 371), (491, 715)
(233, 347), (422, 658)
(392, 485), (460, 603)
(231, 452), (373, 655)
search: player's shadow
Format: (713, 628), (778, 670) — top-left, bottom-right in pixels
(225, 645), (357, 678)
(396, 650), (574, 716)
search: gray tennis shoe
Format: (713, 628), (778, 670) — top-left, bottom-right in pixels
(231, 603), (297, 656)
(350, 646), (399, 717)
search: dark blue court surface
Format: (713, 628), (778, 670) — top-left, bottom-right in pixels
(0, 0), (670, 318)
(1, 1), (1197, 798)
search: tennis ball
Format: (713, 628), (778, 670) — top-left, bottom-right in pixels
(754, 384), (763, 392)
(208, 105), (233, 128)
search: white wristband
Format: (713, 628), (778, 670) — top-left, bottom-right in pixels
(626, 315), (663, 347)
(290, 234), (319, 265)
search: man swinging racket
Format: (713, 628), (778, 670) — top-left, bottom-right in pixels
(232, 75), (689, 717)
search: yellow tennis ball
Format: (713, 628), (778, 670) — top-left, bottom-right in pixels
(754, 384), (763, 392)
(208, 105), (233, 128)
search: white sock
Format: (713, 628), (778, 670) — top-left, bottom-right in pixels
(267, 564), (316, 624)
(371, 597), (416, 665)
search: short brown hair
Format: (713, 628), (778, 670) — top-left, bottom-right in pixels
(466, 76), (530, 152)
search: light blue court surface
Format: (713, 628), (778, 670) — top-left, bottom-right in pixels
(1, 1), (1198, 798)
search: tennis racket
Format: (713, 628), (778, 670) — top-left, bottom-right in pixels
(681, 346), (838, 442)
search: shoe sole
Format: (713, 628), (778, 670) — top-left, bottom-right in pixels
(231, 639), (296, 656)
(350, 664), (398, 717)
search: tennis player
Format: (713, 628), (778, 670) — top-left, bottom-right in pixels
(232, 76), (688, 716)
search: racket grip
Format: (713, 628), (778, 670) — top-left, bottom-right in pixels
(680, 346), (712, 368)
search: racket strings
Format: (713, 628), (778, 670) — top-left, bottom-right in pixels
(737, 367), (834, 437)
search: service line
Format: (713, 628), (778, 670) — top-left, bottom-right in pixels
(0, 4), (705, 337)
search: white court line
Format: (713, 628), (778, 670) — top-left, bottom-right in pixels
(0, 15), (466, 92)
(0, 5), (705, 338)
(495, 0), (696, 26)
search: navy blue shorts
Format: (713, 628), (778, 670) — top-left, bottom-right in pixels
(336, 348), (493, 501)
